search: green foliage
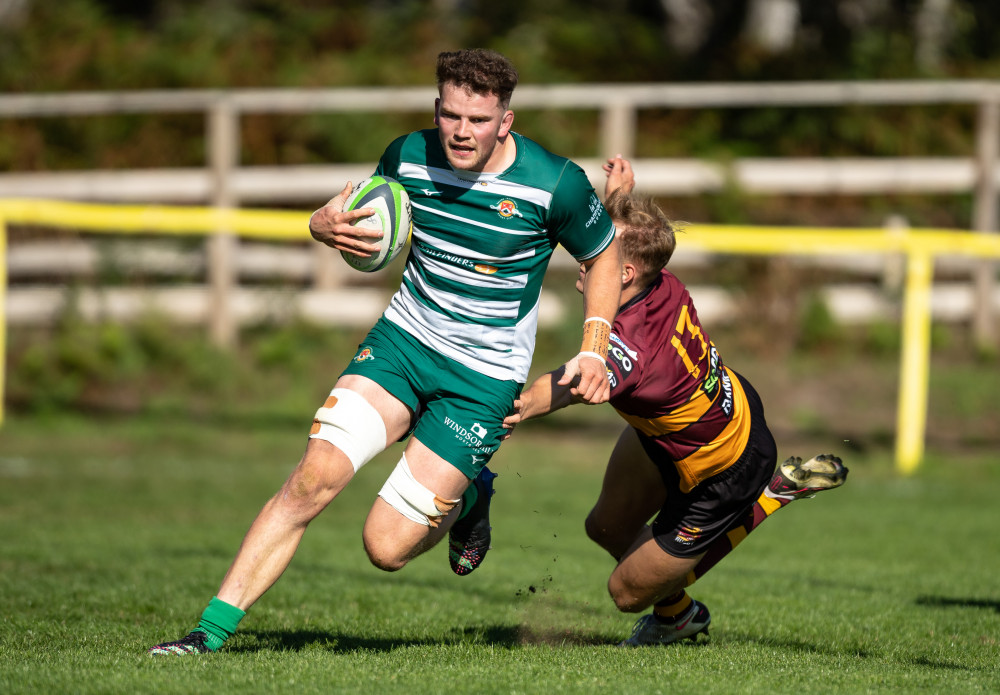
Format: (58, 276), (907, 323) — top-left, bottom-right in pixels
(797, 291), (840, 352)
(3, 0), (1000, 220)
(864, 318), (902, 356)
(6, 305), (239, 415)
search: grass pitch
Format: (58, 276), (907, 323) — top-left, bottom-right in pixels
(1, 412), (998, 694)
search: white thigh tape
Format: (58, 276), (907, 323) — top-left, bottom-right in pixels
(378, 454), (458, 528)
(309, 388), (387, 472)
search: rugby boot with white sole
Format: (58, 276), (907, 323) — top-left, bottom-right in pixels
(765, 454), (848, 501)
(619, 600), (711, 647)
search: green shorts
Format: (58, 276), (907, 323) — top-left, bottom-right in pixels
(340, 317), (521, 479)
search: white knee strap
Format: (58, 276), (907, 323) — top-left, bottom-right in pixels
(309, 388), (387, 472)
(378, 454), (459, 528)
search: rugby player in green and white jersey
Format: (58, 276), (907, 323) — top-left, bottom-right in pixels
(148, 48), (621, 656)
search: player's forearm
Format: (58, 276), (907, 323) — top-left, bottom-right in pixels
(519, 372), (576, 421)
(580, 240), (622, 331)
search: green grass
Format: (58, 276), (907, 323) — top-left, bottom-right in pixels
(1, 412), (998, 694)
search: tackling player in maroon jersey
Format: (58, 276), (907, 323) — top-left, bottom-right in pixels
(503, 156), (848, 647)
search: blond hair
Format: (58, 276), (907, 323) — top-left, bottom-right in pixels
(604, 188), (677, 285)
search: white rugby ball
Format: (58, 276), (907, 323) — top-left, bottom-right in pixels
(340, 175), (412, 272)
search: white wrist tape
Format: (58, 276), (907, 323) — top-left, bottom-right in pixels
(577, 350), (607, 364)
(584, 316), (612, 329)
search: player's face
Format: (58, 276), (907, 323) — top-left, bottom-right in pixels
(435, 82), (514, 172)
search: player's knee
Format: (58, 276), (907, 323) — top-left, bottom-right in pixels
(607, 578), (648, 614)
(279, 446), (353, 514)
(361, 533), (409, 572)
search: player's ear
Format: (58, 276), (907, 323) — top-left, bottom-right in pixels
(499, 109), (514, 137)
(433, 98), (441, 125)
(622, 262), (639, 288)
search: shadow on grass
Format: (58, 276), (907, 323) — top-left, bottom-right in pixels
(234, 623), (626, 653)
(723, 632), (973, 671)
(916, 595), (1000, 613)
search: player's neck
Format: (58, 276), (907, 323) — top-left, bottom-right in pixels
(482, 133), (516, 173)
(619, 278), (657, 309)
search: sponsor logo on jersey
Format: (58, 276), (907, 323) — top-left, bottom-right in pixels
(353, 347), (375, 363)
(585, 193), (604, 228)
(699, 345), (733, 416)
(610, 332), (638, 360)
(702, 346), (721, 396)
(610, 345), (634, 374)
(718, 364), (734, 417)
(420, 189), (442, 196)
(474, 264), (498, 275)
(491, 199), (523, 218)
(416, 239), (480, 272)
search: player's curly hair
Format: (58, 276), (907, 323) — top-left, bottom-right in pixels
(604, 188), (677, 285)
(436, 49), (519, 109)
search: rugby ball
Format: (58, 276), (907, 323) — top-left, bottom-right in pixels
(340, 175), (412, 272)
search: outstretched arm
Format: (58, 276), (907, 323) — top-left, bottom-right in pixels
(503, 366), (581, 435)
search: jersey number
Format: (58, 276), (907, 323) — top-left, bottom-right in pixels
(670, 304), (708, 379)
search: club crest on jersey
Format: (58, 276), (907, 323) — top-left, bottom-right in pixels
(490, 199), (523, 218)
(353, 347), (375, 363)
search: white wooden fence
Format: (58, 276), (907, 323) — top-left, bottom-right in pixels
(2, 82), (1000, 473)
(1, 80), (998, 347)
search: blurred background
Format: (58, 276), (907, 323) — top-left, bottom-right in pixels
(4, 7), (999, 687)
(2, 0), (999, 460)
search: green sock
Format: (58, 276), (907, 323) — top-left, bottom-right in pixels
(456, 482), (479, 522)
(194, 596), (246, 652)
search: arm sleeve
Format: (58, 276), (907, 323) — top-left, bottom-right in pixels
(548, 161), (616, 262)
(374, 135), (408, 179)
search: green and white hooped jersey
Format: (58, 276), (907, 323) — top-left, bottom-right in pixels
(375, 130), (615, 383)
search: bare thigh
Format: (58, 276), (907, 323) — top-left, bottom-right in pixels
(607, 528), (703, 612)
(588, 426), (705, 612)
(586, 425), (667, 560)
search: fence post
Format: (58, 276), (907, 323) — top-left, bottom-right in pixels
(895, 247), (933, 474)
(972, 98), (999, 350)
(207, 96), (239, 349)
(600, 101), (636, 159)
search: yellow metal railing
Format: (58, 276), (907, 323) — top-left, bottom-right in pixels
(3, 199), (1000, 474)
(673, 225), (1000, 474)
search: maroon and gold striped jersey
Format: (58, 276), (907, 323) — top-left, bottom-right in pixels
(607, 270), (751, 492)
